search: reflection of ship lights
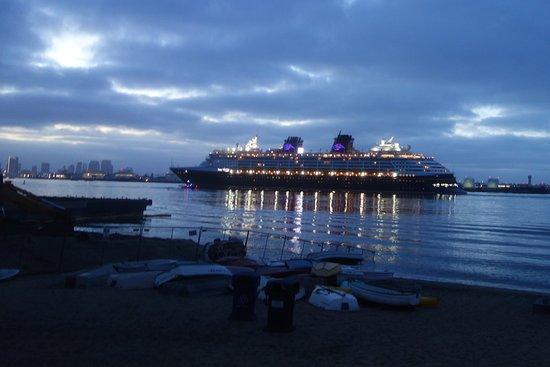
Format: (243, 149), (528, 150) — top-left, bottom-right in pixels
(182, 180), (194, 189)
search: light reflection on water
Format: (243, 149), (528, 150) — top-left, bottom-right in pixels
(11, 179), (550, 293)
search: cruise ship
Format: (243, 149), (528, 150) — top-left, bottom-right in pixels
(171, 133), (464, 194)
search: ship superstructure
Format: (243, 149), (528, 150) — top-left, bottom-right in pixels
(171, 133), (462, 194)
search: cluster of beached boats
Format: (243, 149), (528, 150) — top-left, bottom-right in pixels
(57, 239), (437, 311)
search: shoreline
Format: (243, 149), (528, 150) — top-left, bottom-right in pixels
(1, 231), (548, 296)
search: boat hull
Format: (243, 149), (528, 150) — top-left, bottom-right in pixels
(171, 167), (464, 194)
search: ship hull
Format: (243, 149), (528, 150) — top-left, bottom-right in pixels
(171, 168), (464, 194)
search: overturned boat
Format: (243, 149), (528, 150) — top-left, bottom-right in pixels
(350, 280), (420, 307)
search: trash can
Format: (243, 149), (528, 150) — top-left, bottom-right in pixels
(264, 278), (300, 332)
(230, 272), (260, 321)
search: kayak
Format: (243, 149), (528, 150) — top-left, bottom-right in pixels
(350, 280), (420, 306)
(308, 285), (359, 311)
(0, 269), (19, 281)
(215, 256), (264, 269)
(307, 251), (364, 265)
(155, 264), (232, 287)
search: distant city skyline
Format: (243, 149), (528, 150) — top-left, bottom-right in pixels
(1, 155), (155, 177)
(1, 1), (550, 181)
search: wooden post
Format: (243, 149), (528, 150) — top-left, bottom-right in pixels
(279, 236), (287, 260)
(194, 227), (203, 260)
(58, 235), (67, 272)
(244, 230), (250, 249)
(262, 233), (269, 260)
(136, 225), (144, 261)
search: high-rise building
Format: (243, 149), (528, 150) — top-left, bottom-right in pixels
(67, 164), (75, 175)
(75, 162), (83, 175)
(40, 162), (50, 175)
(100, 160), (113, 175)
(6, 156), (20, 178)
(82, 163), (87, 172)
(31, 165), (38, 177)
(88, 160), (100, 172)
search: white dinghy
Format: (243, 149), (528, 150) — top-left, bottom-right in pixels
(0, 269), (19, 281)
(65, 264), (118, 288)
(340, 266), (394, 282)
(108, 271), (163, 290)
(350, 280), (420, 307)
(308, 285), (359, 311)
(155, 264), (232, 287)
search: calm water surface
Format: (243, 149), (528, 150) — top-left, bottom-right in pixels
(13, 178), (550, 293)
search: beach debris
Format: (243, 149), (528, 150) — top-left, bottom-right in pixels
(0, 269), (20, 281)
(533, 297), (550, 315)
(308, 285), (359, 311)
(350, 280), (420, 307)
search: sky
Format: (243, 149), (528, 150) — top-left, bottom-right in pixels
(1, 0), (550, 182)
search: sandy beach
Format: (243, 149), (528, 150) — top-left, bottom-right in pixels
(1, 271), (549, 367)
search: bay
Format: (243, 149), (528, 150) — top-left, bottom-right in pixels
(12, 178), (550, 293)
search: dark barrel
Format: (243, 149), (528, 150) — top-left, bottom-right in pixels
(230, 272), (260, 321)
(264, 278), (300, 333)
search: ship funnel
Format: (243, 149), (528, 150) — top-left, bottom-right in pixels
(331, 133), (354, 153)
(282, 136), (304, 153)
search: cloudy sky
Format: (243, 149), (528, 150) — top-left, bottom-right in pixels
(1, 0), (550, 182)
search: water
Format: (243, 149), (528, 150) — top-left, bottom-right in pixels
(12, 178), (550, 293)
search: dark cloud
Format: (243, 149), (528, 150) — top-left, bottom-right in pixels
(1, 0), (550, 181)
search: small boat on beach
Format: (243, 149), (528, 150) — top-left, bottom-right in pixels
(339, 266), (394, 282)
(113, 259), (186, 273)
(155, 264), (232, 287)
(311, 262), (341, 278)
(0, 269), (19, 281)
(109, 271), (163, 290)
(309, 285), (359, 311)
(350, 280), (420, 307)
(307, 251), (364, 265)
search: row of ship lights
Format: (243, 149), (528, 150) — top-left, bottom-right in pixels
(217, 167), (420, 178)
(215, 168), (455, 188)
